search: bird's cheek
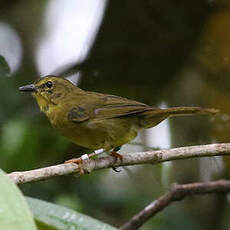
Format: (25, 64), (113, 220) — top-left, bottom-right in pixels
(39, 91), (49, 100)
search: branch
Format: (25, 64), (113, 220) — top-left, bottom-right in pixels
(119, 180), (230, 230)
(8, 143), (230, 184)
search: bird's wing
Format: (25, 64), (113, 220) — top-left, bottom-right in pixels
(92, 94), (152, 120)
(67, 93), (153, 123)
(67, 107), (90, 123)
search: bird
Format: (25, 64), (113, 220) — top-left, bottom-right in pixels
(19, 75), (218, 166)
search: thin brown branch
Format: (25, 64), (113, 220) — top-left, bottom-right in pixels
(119, 180), (230, 230)
(8, 143), (230, 184)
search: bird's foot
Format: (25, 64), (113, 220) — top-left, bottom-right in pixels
(64, 149), (105, 175)
(112, 166), (121, 172)
(110, 151), (123, 172)
(110, 151), (123, 160)
(64, 154), (91, 175)
(65, 158), (82, 164)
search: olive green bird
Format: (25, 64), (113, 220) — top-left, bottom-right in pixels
(19, 75), (218, 163)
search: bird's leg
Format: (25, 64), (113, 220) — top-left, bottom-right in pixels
(65, 148), (105, 164)
(89, 148), (105, 158)
(110, 146), (123, 172)
(64, 148), (105, 174)
(110, 146), (123, 159)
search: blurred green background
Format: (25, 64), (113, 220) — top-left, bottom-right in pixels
(1, 0), (230, 229)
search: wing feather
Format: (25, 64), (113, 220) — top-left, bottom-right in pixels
(67, 107), (90, 123)
(93, 95), (152, 119)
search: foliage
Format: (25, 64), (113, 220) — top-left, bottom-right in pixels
(0, 168), (117, 229)
(0, 55), (10, 77)
(0, 169), (37, 230)
(27, 197), (117, 230)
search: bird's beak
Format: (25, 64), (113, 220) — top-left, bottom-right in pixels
(18, 84), (37, 92)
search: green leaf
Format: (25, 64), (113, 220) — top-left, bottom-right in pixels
(0, 56), (10, 76)
(27, 197), (117, 230)
(0, 169), (37, 230)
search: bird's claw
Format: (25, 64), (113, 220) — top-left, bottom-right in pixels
(110, 151), (123, 173)
(110, 151), (123, 161)
(64, 157), (86, 175)
(65, 158), (82, 164)
(112, 167), (121, 172)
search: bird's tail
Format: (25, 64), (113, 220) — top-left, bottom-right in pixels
(140, 106), (219, 128)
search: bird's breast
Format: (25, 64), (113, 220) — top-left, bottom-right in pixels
(45, 106), (140, 151)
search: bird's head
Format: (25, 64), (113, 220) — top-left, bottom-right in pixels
(19, 75), (82, 112)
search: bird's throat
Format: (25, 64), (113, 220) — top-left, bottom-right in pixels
(34, 94), (52, 113)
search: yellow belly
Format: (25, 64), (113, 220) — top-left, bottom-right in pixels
(54, 117), (139, 151)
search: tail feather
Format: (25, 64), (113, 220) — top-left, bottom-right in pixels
(140, 106), (219, 128)
(161, 107), (219, 116)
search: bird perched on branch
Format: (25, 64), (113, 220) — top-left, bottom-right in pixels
(19, 75), (218, 167)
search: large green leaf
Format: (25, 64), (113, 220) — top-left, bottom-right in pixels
(0, 56), (10, 76)
(0, 169), (37, 230)
(27, 197), (117, 230)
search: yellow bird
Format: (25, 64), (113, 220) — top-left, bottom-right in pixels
(19, 75), (218, 164)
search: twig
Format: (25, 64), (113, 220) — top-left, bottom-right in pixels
(119, 180), (230, 230)
(8, 143), (230, 184)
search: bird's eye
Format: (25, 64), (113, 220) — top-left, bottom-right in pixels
(46, 81), (53, 88)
